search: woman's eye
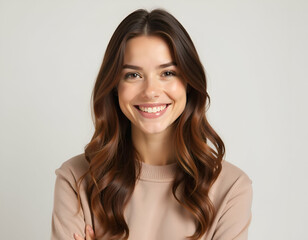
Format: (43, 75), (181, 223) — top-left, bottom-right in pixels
(162, 71), (176, 77)
(124, 72), (141, 79)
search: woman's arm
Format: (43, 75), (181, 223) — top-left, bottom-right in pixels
(51, 164), (87, 240)
(212, 174), (253, 240)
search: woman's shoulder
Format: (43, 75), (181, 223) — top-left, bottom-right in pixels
(220, 160), (252, 184)
(210, 160), (252, 201)
(207, 161), (253, 239)
(55, 154), (89, 186)
(52, 154), (92, 239)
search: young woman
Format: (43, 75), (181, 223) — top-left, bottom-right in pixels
(51, 9), (252, 240)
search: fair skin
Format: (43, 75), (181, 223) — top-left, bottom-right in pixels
(118, 35), (187, 165)
(73, 225), (94, 240)
(74, 35), (187, 239)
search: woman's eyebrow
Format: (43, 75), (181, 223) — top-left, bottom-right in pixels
(158, 61), (177, 69)
(122, 64), (142, 70)
(122, 61), (177, 70)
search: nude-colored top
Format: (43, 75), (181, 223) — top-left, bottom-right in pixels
(51, 154), (252, 240)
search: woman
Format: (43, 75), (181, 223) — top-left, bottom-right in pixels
(51, 9), (252, 240)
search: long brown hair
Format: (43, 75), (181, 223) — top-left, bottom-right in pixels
(78, 9), (225, 240)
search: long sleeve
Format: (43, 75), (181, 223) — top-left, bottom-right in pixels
(51, 155), (92, 240)
(211, 173), (253, 240)
(51, 155), (252, 240)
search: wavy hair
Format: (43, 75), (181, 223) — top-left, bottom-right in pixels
(78, 9), (225, 240)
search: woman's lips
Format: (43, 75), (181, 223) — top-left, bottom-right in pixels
(134, 103), (171, 118)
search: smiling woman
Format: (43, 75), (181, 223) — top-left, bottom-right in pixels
(118, 35), (187, 137)
(51, 9), (252, 240)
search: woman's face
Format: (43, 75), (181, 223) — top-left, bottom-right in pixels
(117, 35), (187, 135)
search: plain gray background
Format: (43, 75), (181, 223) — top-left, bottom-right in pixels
(1, 0), (307, 239)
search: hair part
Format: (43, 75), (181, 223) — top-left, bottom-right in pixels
(77, 8), (225, 240)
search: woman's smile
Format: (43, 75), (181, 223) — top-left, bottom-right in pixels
(117, 35), (187, 135)
(134, 103), (171, 119)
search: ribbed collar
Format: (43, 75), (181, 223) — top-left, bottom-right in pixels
(138, 161), (178, 182)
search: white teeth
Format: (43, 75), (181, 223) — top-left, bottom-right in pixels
(139, 105), (167, 113)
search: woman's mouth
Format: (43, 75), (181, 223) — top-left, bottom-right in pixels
(134, 104), (171, 118)
(138, 105), (167, 113)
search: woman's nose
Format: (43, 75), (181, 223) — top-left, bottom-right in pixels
(142, 76), (162, 100)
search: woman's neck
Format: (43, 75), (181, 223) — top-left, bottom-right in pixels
(132, 126), (175, 166)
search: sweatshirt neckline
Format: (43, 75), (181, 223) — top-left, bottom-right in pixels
(138, 161), (177, 182)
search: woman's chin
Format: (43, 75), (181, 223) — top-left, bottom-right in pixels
(134, 123), (170, 136)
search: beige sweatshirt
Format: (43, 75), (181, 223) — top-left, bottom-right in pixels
(51, 154), (252, 240)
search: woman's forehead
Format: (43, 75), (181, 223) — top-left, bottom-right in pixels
(123, 36), (174, 67)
